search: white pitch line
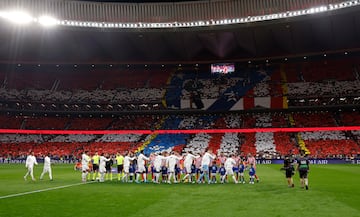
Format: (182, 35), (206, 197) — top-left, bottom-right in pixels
(0, 181), (95, 200)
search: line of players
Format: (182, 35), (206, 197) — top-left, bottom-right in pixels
(80, 149), (259, 184)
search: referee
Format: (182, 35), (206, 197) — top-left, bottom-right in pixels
(116, 152), (124, 181)
(92, 152), (100, 181)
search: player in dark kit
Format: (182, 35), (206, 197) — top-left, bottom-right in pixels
(296, 154), (310, 190)
(281, 155), (295, 188)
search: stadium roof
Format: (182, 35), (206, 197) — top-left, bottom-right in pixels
(0, 5), (359, 64)
(80, 0), (203, 2)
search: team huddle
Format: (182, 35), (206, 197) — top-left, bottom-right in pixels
(80, 149), (259, 185)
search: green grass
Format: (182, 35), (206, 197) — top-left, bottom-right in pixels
(0, 164), (359, 217)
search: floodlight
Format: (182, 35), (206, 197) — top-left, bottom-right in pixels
(38, 15), (58, 27)
(0, 10), (33, 24)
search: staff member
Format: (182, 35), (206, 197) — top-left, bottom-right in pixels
(282, 155), (295, 188)
(296, 154), (310, 190)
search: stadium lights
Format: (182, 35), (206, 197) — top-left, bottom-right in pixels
(38, 15), (59, 27)
(0, 10), (33, 24)
(0, 0), (359, 29)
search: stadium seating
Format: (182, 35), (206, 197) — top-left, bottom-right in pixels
(0, 111), (359, 158)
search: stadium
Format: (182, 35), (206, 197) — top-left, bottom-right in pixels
(0, 0), (359, 216)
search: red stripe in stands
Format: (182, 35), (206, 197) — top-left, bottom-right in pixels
(0, 126), (359, 134)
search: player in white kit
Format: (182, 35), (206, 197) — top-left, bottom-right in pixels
(40, 153), (52, 181)
(122, 151), (136, 182)
(182, 152), (200, 183)
(24, 151), (38, 181)
(197, 149), (216, 184)
(153, 152), (168, 183)
(136, 150), (150, 183)
(167, 151), (182, 184)
(81, 151), (91, 182)
(99, 153), (111, 182)
(223, 154), (238, 184)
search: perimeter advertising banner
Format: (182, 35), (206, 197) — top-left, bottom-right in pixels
(256, 159), (360, 165)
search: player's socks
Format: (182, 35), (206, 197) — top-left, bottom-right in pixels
(169, 173), (173, 183)
(82, 172), (86, 182)
(155, 173), (160, 183)
(117, 173), (121, 180)
(197, 173), (204, 183)
(143, 173), (147, 182)
(205, 174), (209, 182)
(232, 175), (238, 184)
(305, 185), (309, 190)
(92, 173), (96, 180)
(183, 174), (189, 182)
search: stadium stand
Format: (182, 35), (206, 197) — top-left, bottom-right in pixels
(1, 58), (360, 159)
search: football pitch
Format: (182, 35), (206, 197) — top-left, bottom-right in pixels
(0, 164), (359, 217)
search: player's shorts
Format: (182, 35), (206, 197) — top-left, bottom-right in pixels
(286, 168), (294, 178)
(226, 168), (234, 175)
(117, 165), (123, 173)
(299, 169), (308, 178)
(42, 167), (51, 173)
(161, 166), (168, 175)
(82, 165), (89, 172)
(92, 164), (99, 171)
(124, 166), (130, 173)
(154, 165), (161, 173)
(168, 166), (175, 173)
(185, 164), (192, 174)
(99, 166), (106, 173)
(138, 165), (146, 173)
(201, 165), (209, 172)
(196, 168), (202, 174)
